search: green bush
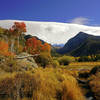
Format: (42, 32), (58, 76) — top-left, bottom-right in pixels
(52, 60), (59, 68)
(95, 54), (100, 61)
(0, 57), (18, 72)
(78, 56), (91, 62)
(35, 52), (52, 67)
(58, 56), (75, 65)
(78, 55), (100, 62)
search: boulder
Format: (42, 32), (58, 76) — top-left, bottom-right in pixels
(15, 52), (38, 71)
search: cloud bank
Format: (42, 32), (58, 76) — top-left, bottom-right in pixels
(70, 17), (89, 25)
(0, 20), (100, 44)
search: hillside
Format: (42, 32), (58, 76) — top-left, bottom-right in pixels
(58, 32), (100, 56)
(24, 34), (46, 44)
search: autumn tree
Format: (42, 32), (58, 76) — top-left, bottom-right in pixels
(25, 37), (42, 54)
(41, 43), (51, 53)
(25, 37), (52, 67)
(25, 37), (51, 55)
(9, 22), (26, 53)
(0, 40), (14, 56)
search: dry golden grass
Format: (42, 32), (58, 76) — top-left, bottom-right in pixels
(32, 68), (85, 100)
(0, 67), (85, 100)
(66, 62), (100, 71)
(70, 62), (100, 66)
(89, 72), (100, 100)
(62, 80), (85, 100)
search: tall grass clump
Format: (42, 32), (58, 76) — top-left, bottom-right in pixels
(62, 79), (85, 100)
(0, 68), (85, 100)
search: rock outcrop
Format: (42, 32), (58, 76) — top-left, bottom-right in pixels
(15, 52), (38, 70)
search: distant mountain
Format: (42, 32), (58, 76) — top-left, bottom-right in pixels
(0, 20), (100, 44)
(57, 32), (100, 56)
(52, 44), (64, 47)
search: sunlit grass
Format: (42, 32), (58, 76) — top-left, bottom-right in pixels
(65, 62), (100, 71)
(0, 67), (85, 100)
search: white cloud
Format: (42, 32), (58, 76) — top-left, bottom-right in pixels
(70, 17), (89, 25)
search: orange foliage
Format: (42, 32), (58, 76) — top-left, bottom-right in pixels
(0, 41), (14, 56)
(41, 43), (51, 52)
(25, 37), (51, 54)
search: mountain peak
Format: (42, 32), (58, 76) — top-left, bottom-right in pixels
(57, 32), (100, 56)
(76, 32), (91, 37)
(77, 31), (87, 35)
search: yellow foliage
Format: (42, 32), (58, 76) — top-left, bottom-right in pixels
(32, 68), (85, 100)
(62, 80), (85, 100)
(0, 68), (85, 100)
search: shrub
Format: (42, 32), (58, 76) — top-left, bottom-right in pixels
(0, 56), (35, 72)
(0, 57), (18, 72)
(95, 54), (100, 61)
(58, 56), (75, 65)
(0, 73), (34, 100)
(35, 52), (52, 67)
(62, 80), (85, 100)
(0, 40), (14, 56)
(87, 66), (100, 100)
(52, 60), (59, 68)
(78, 56), (91, 62)
(32, 68), (85, 100)
(89, 72), (100, 100)
(0, 68), (85, 100)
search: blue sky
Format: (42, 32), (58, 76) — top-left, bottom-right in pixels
(0, 0), (100, 25)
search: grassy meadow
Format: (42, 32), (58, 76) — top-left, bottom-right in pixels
(67, 62), (100, 70)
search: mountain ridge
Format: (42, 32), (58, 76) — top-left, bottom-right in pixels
(57, 32), (100, 56)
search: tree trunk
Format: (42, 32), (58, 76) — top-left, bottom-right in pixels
(4, 35), (9, 44)
(17, 36), (19, 49)
(11, 39), (15, 53)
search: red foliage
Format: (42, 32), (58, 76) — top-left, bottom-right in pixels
(25, 37), (51, 54)
(9, 22), (26, 36)
(26, 38), (37, 49)
(13, 22), (26, 32)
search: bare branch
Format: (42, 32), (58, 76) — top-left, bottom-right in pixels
(15, 54), (40, 59)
